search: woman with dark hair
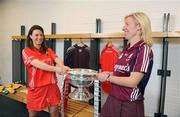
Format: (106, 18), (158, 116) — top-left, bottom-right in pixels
(22, 25), (70, 117)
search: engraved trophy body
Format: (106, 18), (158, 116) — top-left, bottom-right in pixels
(67, 68), (97, 102)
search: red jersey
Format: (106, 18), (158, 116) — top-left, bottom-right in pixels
(110, 40), (153, 101)
(22, 47), (58, 88)
(100, 44), (119, 93)
(100, 44), (119, 72)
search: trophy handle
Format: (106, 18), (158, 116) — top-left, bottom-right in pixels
(86, 80), (94, 87)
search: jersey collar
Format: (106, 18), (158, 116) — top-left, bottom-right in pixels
(125, 40), (145, 51)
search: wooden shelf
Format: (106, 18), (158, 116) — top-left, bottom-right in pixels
(167, 32), (180, 38)
(12, 33), (91, 40)
(12, 32), (180, 40)
(91, 32), (167, 39)
(91, 32), (125, 39)
(151, 32), (166, 38)
(12, 35), (27, 40)
(45, 33), (91, 39)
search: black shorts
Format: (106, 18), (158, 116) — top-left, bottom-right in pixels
(100, 95), (144, 117)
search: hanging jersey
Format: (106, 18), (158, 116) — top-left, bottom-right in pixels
(110, 40), (153, 101)
(22, 47), (57, 88)
(100, 44), (119, 93)
(64, 44), (90, 68)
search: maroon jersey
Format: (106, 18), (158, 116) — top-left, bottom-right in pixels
(110, 40), (153, 101)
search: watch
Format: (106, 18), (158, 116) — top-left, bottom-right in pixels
(106, 73), (111, 82)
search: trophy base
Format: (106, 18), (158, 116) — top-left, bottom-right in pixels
(69, 87), (93, 102)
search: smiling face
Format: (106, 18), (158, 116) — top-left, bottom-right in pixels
(123, 17), (141, 41)
(30, 29), (44, 49)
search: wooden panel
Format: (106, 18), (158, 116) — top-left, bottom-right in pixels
(64, 99), (89, 117)
(83, 105), (94, 113)
(74, 110), (93, 117)
(5, 86), (27, 103)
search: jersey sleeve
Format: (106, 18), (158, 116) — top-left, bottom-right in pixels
(22, 48), (36, 67)
(48, 48), (58, 61)
(133, 45), (152, 73)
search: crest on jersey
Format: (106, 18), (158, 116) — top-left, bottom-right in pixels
(126, 53), (133, 61)
(78, 49), (82, 53)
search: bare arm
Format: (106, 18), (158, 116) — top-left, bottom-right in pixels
(97, 72), (144, 88)
(109, 72), (144, 88)
(54, 57), (64, 67)
(54, 57), (71, 74)
(30, 59), (58, 72)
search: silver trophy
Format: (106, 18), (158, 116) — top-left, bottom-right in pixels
(67, 68), (97, 102)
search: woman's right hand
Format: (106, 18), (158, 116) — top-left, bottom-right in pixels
(61, 66), (71, 74)
(96, 72), (111, 82)
(56, 66), (70, 75)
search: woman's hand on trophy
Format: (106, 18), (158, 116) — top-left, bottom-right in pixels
(55, 67), (62, 75)
(56, 66), (71, 75)
(61, 66), (71, 75)
(96, 71), (111, 82)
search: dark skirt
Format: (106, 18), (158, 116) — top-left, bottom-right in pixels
(100, 95), (144, 117)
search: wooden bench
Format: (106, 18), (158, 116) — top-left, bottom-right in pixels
(2, 86), (93, 117)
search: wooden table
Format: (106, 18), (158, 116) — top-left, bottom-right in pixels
(2, 86), (93, 117)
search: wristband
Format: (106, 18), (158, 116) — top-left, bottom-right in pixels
(106, 73), (111, 82)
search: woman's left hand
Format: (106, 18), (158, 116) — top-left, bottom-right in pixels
(96, 72), (111, 82)
(61, 66), (71, 74)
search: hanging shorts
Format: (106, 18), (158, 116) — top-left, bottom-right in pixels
(27, 84), (60, 111)
(100, 95), (144, 117)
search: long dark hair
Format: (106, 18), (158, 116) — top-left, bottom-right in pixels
(26, 25), (47, 53)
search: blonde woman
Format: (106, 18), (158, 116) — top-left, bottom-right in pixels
(97, 12), (153, 117)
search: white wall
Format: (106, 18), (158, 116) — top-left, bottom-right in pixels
(0, 0), (180, 117)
